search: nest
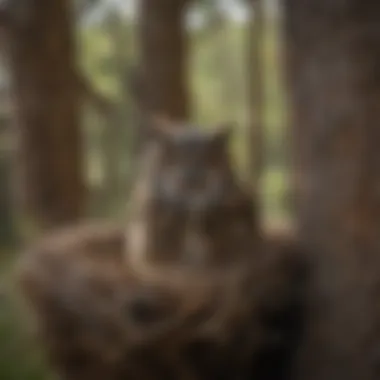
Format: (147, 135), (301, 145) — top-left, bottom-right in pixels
(16, 220), (308, 380)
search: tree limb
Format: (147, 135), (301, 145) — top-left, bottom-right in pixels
(75, 70), (115, 117)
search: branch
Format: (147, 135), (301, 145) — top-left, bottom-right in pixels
(75, 71), (115, 117)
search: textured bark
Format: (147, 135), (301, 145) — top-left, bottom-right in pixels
(284, 1), (380, 379)
(7, 0), (85, 228)
(136, 0), (189, 148)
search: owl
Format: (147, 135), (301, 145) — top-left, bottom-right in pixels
(126, 118), (258, 268)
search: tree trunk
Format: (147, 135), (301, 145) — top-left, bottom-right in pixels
(137, 0), (189, 147)
(284, 1), (380, 379)
(246, 0), (264, 195)
(0, 142), (16, 247)
(7, 0), (85, 229)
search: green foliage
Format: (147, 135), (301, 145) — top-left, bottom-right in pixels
(79, 26), (120, 100)
(77, 13), (138, 217)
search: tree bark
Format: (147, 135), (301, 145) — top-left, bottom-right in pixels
(284, 1), (380, 379)
(247, 0), (264, 194)
(136, 0), (189, 147)
(0, 142), (16, 247)
(7, 0), (85, 229)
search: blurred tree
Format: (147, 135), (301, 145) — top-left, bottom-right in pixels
(3, 0), (85, 229)
(77, 15), (137, 216)
(137, 0), (190, 146)
(285, 1), (380, 379)
(0, 127), (15, 247)
(102, 10), (134, 211)
(246, 0), (264, 198)
(211, 9), (238, 123)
